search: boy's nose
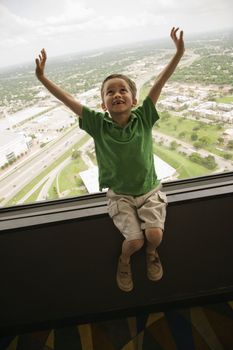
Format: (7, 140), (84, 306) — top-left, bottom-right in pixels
(113, 91), (121, 98)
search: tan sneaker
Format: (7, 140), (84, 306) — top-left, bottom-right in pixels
(116, 257), (133, 292)
(146, 249), (163, 281)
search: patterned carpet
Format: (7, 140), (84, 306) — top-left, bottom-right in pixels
(1, 301), (233, 350)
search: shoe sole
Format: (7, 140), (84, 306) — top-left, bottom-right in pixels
(117, 278), (133, 292)
(147, 268), (163, 281)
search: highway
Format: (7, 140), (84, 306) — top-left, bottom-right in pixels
(0, 126), (86, 206)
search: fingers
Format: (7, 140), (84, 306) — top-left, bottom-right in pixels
(171, 27), (179, 39)
(35, 49), (47, 77)
(36, 48), (47, 63)
(41, 48), (47, 60)
(170, 27), (175, 38)
(170, 27), (183, 40)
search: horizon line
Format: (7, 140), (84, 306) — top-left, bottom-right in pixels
(0, 26), (233, 71)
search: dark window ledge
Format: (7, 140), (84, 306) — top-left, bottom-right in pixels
(0, 172), (233, 335)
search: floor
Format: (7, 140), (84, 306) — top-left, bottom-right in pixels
(1, 300), (233, 350)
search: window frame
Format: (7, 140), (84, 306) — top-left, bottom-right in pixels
(1, 171), (233, 232)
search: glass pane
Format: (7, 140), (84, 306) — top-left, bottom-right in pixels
(0, 1), (232, 207)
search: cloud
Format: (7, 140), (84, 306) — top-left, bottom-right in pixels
(138, 0), (233, 16)
(45, 0), (94, 25)
(0, 1), (96, 50)
(0, 4), (41, 33)
(0, 1), (95, 39)
(1, 0), (232, 43)
(1, 37), (29, 47)
(0, 4), (40, 51)
(95, 13), (165, 32)
(0, 0), (232, 67)
(0, 4), (40, 44)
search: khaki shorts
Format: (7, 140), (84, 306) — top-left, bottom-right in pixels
(106, 185), (168, 241)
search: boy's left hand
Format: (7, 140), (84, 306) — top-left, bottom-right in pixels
(170, 27), (184, 55)
(35, 48), (47, 79)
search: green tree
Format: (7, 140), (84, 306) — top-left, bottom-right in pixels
(189, 153), (217, 170)
(227, 140), (233, 150)
(198, 136), (211, 147)
(193, 141), (202, 149)
(71, 149), (80, 159)
(189, 152), (202, 164)
(218, 137), (224, 145)
(179, 131), (186, 139)
(170, 141), (179, 150)
(223, 153), (232, 160)
(203, 155), (217, 170)
(191, 132), (198, 141)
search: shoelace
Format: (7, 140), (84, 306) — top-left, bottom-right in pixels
(147, 253), (160, 264)
(119, 262), (131, 276)
(120, 271), (130, 276)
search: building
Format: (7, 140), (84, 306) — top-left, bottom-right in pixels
(0, 131), (30, 167)
(26, 108), (76, 134)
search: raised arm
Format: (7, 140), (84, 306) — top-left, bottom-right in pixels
(35, 49), (83, 117)
(148, 27), (185, 104)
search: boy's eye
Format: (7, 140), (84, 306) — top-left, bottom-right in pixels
(107, 90), (113, 95)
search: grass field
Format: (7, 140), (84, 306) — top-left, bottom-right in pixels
(154, 143), (214, 179)
(24, 180), (48, 204)
(158, 114), (222, 143)
(215, 96), (233, 103)
(156, 113), (224, 154)
(53, 157), (88, 198)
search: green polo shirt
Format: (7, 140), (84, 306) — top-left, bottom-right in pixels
(79, 95), (160, 195)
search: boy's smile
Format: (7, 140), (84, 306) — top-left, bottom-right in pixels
(101, 78), (137, 127)
(112, 99), (124, 105)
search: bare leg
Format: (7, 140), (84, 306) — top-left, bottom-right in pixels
(120, 238), (144, 264)
(145, 227), (163, 252)
(145, 228), (163, 281)
(117, 238), (144, 292)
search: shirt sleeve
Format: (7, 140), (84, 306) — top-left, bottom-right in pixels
(134, 95), (160, 129)
(79, 105), (103, 138)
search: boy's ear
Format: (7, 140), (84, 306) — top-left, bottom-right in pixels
(101, 102), (107, 111)
(132, 98), (137, 107)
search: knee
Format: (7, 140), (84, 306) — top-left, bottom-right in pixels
(126, 238), (144, 253)
(145, 227), (163, 246)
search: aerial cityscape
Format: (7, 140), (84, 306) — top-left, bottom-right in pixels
(0, 29), (233, 207)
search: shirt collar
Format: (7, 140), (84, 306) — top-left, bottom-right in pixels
(103, 111), (137, 126)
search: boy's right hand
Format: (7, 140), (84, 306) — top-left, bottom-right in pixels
(170, 27), (184, 56)
(35, 48), (47, 79)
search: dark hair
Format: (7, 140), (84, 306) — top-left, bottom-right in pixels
(101, 74), (137, 100)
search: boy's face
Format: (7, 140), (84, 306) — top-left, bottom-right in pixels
(101, 78), (137, 117)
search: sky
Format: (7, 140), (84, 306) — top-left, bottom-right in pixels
(0, 0), (233, 68)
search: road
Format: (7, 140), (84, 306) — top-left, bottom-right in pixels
(79, 138), (95, 168)
(0, 126), (86, 205)
(17, 157), (71, 204)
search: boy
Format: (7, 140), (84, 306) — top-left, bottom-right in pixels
(35, 27), (185, 292)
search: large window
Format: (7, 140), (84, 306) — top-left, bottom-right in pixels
(0, 0), (233, 207)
